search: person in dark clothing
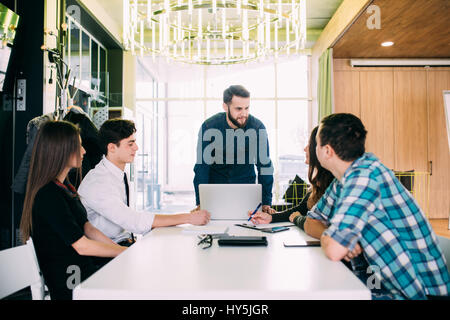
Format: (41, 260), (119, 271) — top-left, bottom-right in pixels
(63, 108), (103, 188)
(20, 121), (126, 300)
(249, 126), (334, 230)
(11, 113), (55, 194)
(193, 85), (275, 214)
(12, 107), (102, 193)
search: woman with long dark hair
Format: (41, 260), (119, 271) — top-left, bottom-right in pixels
(248, 126), (334, 230)
(20, 121), (126, 300)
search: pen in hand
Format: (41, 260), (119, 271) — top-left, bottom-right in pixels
(248, 202), (262, 222)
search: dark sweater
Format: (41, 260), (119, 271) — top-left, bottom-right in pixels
(193, 112), (274, 206)
(31, 181), (97, 300)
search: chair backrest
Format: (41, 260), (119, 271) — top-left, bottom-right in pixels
(0, 238), (45, 300)
(437, 235), (450, 273)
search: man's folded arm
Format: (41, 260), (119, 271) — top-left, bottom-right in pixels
(319, 172), (378, 261)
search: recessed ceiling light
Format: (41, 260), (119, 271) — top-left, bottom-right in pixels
(381, 41), (394, 47)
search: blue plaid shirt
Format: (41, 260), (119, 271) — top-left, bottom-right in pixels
(308, 153), (450, 299)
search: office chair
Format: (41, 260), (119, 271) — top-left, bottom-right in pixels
(0, 238), (46, 300)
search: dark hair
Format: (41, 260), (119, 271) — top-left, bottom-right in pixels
(307, 126), (334, 208)
(319, 113), (367, 162)
(223, 85), (250, 105)
(99, 119), (136, 155)
(20, 121), (82, 242)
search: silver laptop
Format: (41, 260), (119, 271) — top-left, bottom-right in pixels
(199, 184), (262, 220)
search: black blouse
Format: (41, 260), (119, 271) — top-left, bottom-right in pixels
(31, 181), (97, 300)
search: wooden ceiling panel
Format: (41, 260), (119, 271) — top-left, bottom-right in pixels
(332, 0), (450, 58)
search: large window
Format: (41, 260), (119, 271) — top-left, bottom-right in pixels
(136, 56), (310, 211)
(65, 15), (108, 111)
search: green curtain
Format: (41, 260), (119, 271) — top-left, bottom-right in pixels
(317, 48), (333, 122)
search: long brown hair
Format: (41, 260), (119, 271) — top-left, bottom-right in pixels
(307, 126), (334, 209)
(20, 121), (82, 242)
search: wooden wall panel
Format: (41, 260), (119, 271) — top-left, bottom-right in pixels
(332, 60), (450, 218)
(393, 71), (428, 172)
(360, 71), (395, 169)
(333, 71), (360, 116)
(333, 59), (353, 72)
(427, 71), (450, 219)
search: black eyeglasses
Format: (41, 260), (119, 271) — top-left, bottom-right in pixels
(197, 234), (213, 249)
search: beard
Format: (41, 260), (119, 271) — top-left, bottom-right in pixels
(227, 107), (248, 128)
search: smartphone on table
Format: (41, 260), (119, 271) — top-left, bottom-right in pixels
(259, 226), (290, 233)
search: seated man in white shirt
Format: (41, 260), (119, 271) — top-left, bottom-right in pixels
(78, 119), (210, 244)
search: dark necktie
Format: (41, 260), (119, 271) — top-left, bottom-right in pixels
(124, 173), (130, 206)
(124, 173), (135, 243)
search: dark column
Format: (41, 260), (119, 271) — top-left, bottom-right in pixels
(0, 0), (45, 249)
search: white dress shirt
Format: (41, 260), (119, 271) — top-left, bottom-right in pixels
(78, 156), (155, 242)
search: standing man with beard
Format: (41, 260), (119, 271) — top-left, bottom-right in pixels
(193, 85), (275, 214)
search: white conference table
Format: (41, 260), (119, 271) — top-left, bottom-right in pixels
(73, 221), (371, 300)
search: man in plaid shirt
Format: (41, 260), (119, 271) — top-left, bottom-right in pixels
(304, 113), (450, 300)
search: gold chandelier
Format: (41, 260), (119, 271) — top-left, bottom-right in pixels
(124, 0), (307, 65)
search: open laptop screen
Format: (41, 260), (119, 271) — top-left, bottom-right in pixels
(199, 184), (262, 220)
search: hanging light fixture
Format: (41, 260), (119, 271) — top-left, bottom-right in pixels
(124, 0), (307, 65)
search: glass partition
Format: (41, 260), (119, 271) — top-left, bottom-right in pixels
(66, 14), (108, 111)
(69, 22), (80, 81)
(100, 47), (106, 95)
(80, 31), (90, 90)
(91, 40), (98, 91)
(136, 56), (310, 211)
